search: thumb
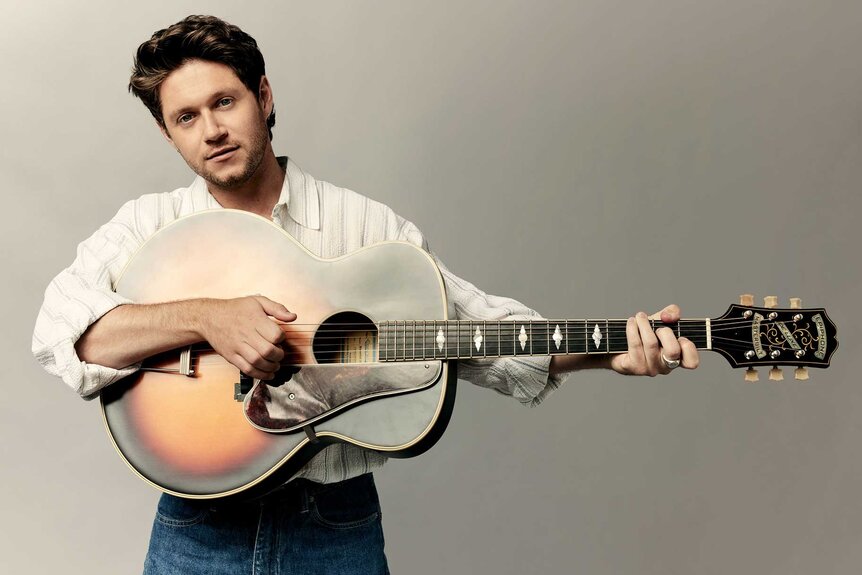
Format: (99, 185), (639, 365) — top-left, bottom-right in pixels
(253, 295), (297, 322)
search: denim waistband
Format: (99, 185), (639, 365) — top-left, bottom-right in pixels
(208, 472), (375, 514)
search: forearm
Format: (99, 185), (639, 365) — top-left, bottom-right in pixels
(549, 353), (612, 376)
(74, 299), (213, 369)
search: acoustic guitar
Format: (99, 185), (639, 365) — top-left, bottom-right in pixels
(100, 210), (838, 500)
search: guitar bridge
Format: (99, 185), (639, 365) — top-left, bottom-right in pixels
(234, 373), (254, 401)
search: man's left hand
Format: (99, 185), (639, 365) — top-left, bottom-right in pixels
(609, 304), (700, 376)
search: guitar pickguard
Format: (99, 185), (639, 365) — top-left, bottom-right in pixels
(244, 362), (443, 433)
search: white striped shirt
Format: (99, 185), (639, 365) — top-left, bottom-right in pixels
(32, 157), (565, 483)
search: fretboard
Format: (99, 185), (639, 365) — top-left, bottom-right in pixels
(377, 319), (711, 362)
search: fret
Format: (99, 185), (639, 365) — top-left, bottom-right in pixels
(531, 321), (550, 356)
(446, 321), (458, 359)
(605, 319), (609, 353)
(482, 320), (488, 358)
(567, 320), (586, 354)
(409, 320), (415, 361)
(380, 321), (391, 361)
(607, 320), (628, 353)
(425, 320), (432, 360)
(460, 321), (473, 358)
(564, 320), (570, 354)
(499, 321), (515, 357)
(484, 320), (500, 357)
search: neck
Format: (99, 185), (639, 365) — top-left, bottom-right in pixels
(376, 318), (711, 362)
(208, 150), (284, 219)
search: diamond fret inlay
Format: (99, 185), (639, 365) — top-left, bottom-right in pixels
(592, 324), (602, 349)
(436, 328), (445, 351)
(519, 325), (528, 350)
(553, 325), (563, 350)
(474, 327), (483, 351)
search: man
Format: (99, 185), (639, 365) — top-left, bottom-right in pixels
(32, 15), (698, 574)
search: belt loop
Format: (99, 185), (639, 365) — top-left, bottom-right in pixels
(299, 482), (311, 514)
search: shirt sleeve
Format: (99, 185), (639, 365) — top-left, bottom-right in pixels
(32, 200), (147, 399)
(396, 219), (569, 407)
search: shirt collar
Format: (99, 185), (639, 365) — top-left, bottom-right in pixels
(188, 155), (321, 230)
(277, 156), (321, 230)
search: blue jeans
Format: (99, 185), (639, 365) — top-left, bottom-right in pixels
(143, 473), (388, 574)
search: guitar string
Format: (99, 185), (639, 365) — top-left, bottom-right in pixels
(181, 338), (809, 367)
(211, 320), (816, 338)
(233, 317), (818, 333)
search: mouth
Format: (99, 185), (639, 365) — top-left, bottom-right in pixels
(207, 146), (239, 161)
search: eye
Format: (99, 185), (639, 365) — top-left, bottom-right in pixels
(217, 97), (233, 107)
(177, 113), (194, 125)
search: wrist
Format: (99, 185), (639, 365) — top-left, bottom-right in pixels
(188, 298), (216, 341)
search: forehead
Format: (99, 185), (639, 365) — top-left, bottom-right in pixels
(160, 59), (250, 117)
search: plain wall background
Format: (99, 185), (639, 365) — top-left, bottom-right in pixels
(2, 1), (860, 573)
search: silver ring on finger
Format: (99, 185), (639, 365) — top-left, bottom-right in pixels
(661, 353), (681, 370)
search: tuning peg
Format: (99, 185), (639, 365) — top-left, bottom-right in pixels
(764, 296), (778, 308)
(769, 367), (784, 381)
(740, 294), (754, 306)
(789, 297), (802, 309)
(745, 367), (759, 382)
(794, 366), (809, 381)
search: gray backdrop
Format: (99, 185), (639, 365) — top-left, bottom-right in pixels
(2, 1), (860, 573)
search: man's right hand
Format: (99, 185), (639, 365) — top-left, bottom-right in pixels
(198, 296), (297, 380)
(75, 295), (297, 379)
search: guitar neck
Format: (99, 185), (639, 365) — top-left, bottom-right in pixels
(376, 318), (711, 362)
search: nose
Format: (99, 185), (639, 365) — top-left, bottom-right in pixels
(201, 110), (227, 143)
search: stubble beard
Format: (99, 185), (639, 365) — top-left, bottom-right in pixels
(194, 120), (270, 190)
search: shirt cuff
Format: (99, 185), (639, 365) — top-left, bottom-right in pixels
(507, 355), (569, 408)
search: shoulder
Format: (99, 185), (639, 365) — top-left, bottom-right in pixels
(95, 179), (212, 244)
(314, 175), (427, 248)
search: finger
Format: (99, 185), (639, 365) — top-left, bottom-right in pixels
(648, 304), (680, 324)
(636, 312), (662, 376)
(239, 342), (280, 375)
(247, 332), (285, 363)
(255, 318), (286, 345)
(621, 316), (644, 374)
(230, 353), (274, 381)
(679, 337), (700, 370)
(254, 296), (297, 323)
(655, 327), (681, 362)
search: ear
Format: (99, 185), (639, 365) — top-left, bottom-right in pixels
(258, 75), (274, 117)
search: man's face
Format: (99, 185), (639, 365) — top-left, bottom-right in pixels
(159, 59), (272, 190)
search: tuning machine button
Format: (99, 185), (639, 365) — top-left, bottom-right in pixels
(764, 296), (778, 309)
(745, 367), (759, 382)
(769, 367), (784, 381)
(794, 366), (809, 381)
(770, 349), (781, 359)
(789, 297), (802, 309)
(740, 294), (754, 306)
(795, 350), (805, 359)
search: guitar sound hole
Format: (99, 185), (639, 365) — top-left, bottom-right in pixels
(313, 312), (378, 364)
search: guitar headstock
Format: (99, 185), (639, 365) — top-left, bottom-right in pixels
(711, 294), (838, 381)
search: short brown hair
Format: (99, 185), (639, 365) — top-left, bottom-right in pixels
(129, 15), (275, 139)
